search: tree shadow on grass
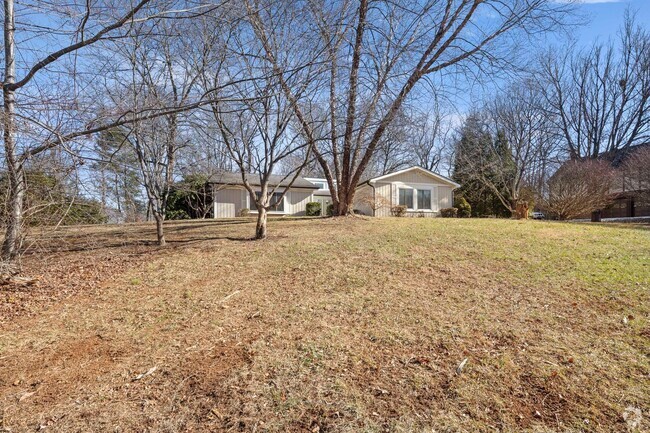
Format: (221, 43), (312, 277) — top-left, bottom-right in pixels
(21, 221), (261, 255)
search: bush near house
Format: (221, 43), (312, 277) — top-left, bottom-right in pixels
(440, 207), (458, 218)
(165, 209), (190, 220)
(165, 174), (213, 220)
(326, 203), (334, 216)
(454, 196), (472, 218)
(391, 205), (407, 217)
(239, 208), (250, 217)
(306, 202), (321, 216)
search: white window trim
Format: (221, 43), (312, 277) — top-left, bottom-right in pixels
(416, 188), (434, 211)
(398, 187), (415, 210)
(394, 182), (439, 212)
(247, 190), (290, 214)
(304, 177), (335, 194)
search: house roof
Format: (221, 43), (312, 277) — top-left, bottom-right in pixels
(207, 172), (319, 189)
(362, 166), (460, 188)
(598, 143), (650, 168)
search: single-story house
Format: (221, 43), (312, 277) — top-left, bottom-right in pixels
(208, 166), (459, 218)
(354, 166), (460, 217)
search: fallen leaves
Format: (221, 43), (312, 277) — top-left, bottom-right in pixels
(456, 358), (468, 375)
(133, 366), (157, 381)
(18, 391), (35, 402)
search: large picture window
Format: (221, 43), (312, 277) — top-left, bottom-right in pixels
(417, 190), (431, 210)
(398, 188), (414, 208)
(253, 192), (285, 212)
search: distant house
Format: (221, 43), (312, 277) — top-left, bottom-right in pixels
(599, 143), (650, 218)
(209, 166), (460, 218)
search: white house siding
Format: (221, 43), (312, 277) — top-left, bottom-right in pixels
(383, 170), (441, 184)
(287, 190), (313, 215)
(213, 186), (316, 217)
(213, 187), (244, 218)
(353, 185), (374, 216)
(438, 185), (453, 209)
(374, 182), (393, 217)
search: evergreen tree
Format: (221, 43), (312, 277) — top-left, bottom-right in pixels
(452, 114), (511, 217)
(92, 129), (146, 222)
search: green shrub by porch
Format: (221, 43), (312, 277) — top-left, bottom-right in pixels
(306, 202), (321, 216)
(454, 196), (472, 218)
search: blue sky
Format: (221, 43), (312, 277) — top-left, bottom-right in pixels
(571, 0), (650, 46)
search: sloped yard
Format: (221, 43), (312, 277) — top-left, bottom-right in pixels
(0, 218), (648, 432)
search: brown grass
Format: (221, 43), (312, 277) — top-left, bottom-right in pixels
(0, 217), (648, 432)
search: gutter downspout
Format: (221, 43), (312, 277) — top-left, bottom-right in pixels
(369, 181), (377, 217)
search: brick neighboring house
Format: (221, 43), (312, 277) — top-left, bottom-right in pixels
(599, 143), (650, 218)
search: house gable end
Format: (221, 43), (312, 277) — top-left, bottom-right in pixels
(368, 166), (459, 188)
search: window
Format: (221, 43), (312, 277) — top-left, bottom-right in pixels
(398, 188), (413, 208)
(417, 190), (431, 210)
(313, 182), (325, 189)
(253, 192), (285, 212)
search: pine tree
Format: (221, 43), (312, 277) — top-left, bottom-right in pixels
(92, 129), (146, 222)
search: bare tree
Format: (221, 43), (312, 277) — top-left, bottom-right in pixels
(91, 129), (146, 223)
(538, 12), (650, 160)
(366, 106), (452, 178)
(0, 0), (225, 263)
(103, 14), (216, 246)
(540, 159), (615, 220)
(209, 63), (313, 239)
(407, 108), (455, 173)
(245, 0), (572, 215)
(356, 191), (391, 216)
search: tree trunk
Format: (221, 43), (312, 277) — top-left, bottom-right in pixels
(2, 165), (25, 260)
(255, 207), (267, 240)
(335, 185), (356, 216)
(2, 0), (23, 262)
(154, 214), (165, 246)
(337, 200), (350, 216)
(515, 201), (529, 219)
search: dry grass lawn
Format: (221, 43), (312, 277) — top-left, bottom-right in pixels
(0, 217), (648, 432)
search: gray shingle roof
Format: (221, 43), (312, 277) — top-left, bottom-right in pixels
(208, 172), (318, 189)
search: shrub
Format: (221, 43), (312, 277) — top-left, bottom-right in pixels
(454, 196), (472, 218)
(166, 174), (212, 220)
(306, 202), (321, 216)
(326, 203), (334, 216)
(440, 207), (458, 218)
(239, 208), (250, 217)
(0, 170), (108, 226)
(541, 159), (615, 220)
(357, 193), (391, 213)
(166, 209), (190, 220)
(391, 205), (407, 217)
